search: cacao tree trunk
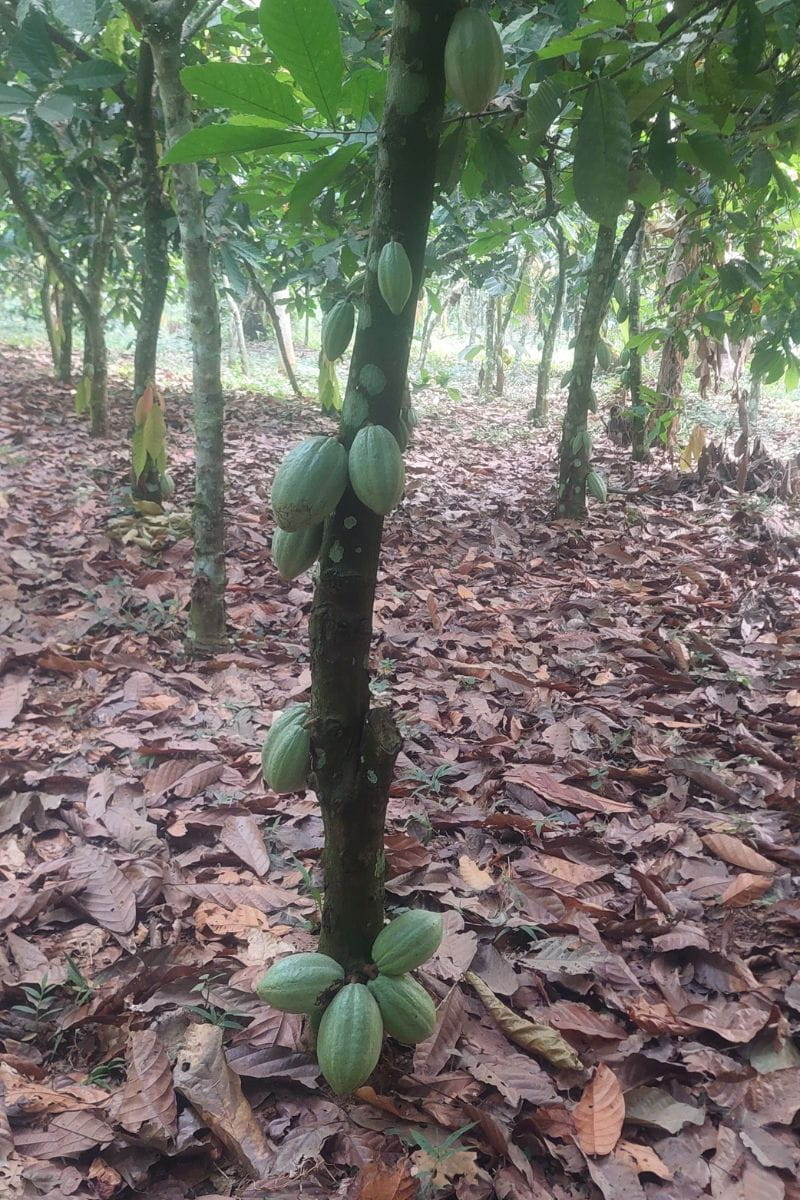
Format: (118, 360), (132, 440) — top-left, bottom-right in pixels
(41, 269), (61, 374)
(650, 216), (698, 448)
(310, 0), (457, 970)
(0, 136), (104, 421)
(556, 207), (644, 519)
(83, 192), (115, 437)
(532, 225), (566, 424)
(242, 263), (303, 399)
(58, 292), (73, 384)
(226, 286), (249, 375)
(131, 41), (171, 503)
(135, 2), (227, 650)
(627, 221), (647, 461)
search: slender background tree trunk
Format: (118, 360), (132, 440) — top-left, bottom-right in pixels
(140, 7), (227, 649)
(628, 222), (647, 461)
(311, 0), (457, 970)
(556, 207), (643, 518)
(532, 225), (566, 424)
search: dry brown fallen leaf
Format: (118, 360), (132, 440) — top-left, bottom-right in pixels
(349, 1158), (417, 1200)
(615, 1140), (673, 1179)
(721, 872), (774, 906)
(465, 972), (583, 1069)
(458, 854), (495, 891)
(573, 1064), (625, 1156)
(411, 1147), (480, 1189)
(172, 1023), (273, 1178)
(702, 833), (776, 874)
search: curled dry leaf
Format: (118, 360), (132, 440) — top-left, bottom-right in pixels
(465, 972), (583, 1070)
(721, 872), (773, 906)
(220, 814), (270, 877)
(116, 1030), (177, 1141)
(615, 1140), (672, 1179)
(458, 854), (495, 891)
(349, 1158), (417, 1200)
(702, 833), (776, 875)
(67, 843), (136, 934)
(573, 1064), (624, 1157)
(173, 1023), (273, 1178)
(413, 983), (465, 1077)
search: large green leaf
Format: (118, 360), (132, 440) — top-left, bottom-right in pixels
(734, 0), (766, 76)
(573, 79), (631, 227)
(0, 83), (33, 116)
(60, 60), (127, 90)
(259, 0), (343, 126)
(161, 124), (320, 165)
(50, 0), (95, 34)
(181, 64), (303, 126)
(647, 104), (676, 187)
(526, 76), (567, 153)
(287, 144), (362, 218)
(685, 133), (739, 183)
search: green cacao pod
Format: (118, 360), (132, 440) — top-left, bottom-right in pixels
(377, 241), (413, 316)
(271, 436), (348, 532)
(367, 973), (436, 1045)
(444, 9), (505, 114)
(159, 471), (175, 498)
(371, 909), (443, 975)
(316, 982), (383, 1094)
(348, 425), (405, 516)
(595, 339), (613, 371)
(256, 952), (344, 1014)
(261, 703), (311, 793)
(321, 300), (355, 362)
(587, 469), (608, 503)
(272, 524), (323, 581)
(396, 406), (419, 453)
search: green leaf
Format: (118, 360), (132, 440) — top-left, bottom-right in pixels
(161, 124), (320, 165)
(747, 146), (774, 189)
(647, 104), (676, 187)
(734, 0), (766, 76)
(526, 76), (566, 152)
(685, 133), (739, 182)
(586, 0), (627, 23)
(34, 91), (75, 126)
(131, 426), (147, 481)
(50, 0), (95, 34)
(573, 79), (631, 227)
(9, 14), (59, 82)
(259, 0), (343, 126)
(553, 0), (580, 30)
(0, 83), (33, 116)
(74, 375), (90, 415)
(287, 144), (361, 218)
(60, 59), (127, 90)
(435, 123), (468, 194)
(474, 126), (524, 193)
(180, 64), (303, 126)
(143, 404), (166, 462)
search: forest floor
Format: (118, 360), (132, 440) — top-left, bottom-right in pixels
(1, 344), (800, 1200)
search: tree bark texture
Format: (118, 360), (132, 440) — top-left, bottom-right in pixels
(84, 191), (115, 436)
(243, 263), (303, 398)
(533, 225), (566, 424)
(310, 0), (457, 970)
(651, 216), (698, 447)
(556, 207), (643, 519)
(132, 41), (171, 401)
(143, 11), (227, 650)
(627, 221), (647, 461)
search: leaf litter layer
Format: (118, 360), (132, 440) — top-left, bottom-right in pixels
(1, 347), (799, 1200)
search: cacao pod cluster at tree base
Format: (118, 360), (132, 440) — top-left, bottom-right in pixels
(444, 8), (505, 114)
(253, 909), (443, 1094)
